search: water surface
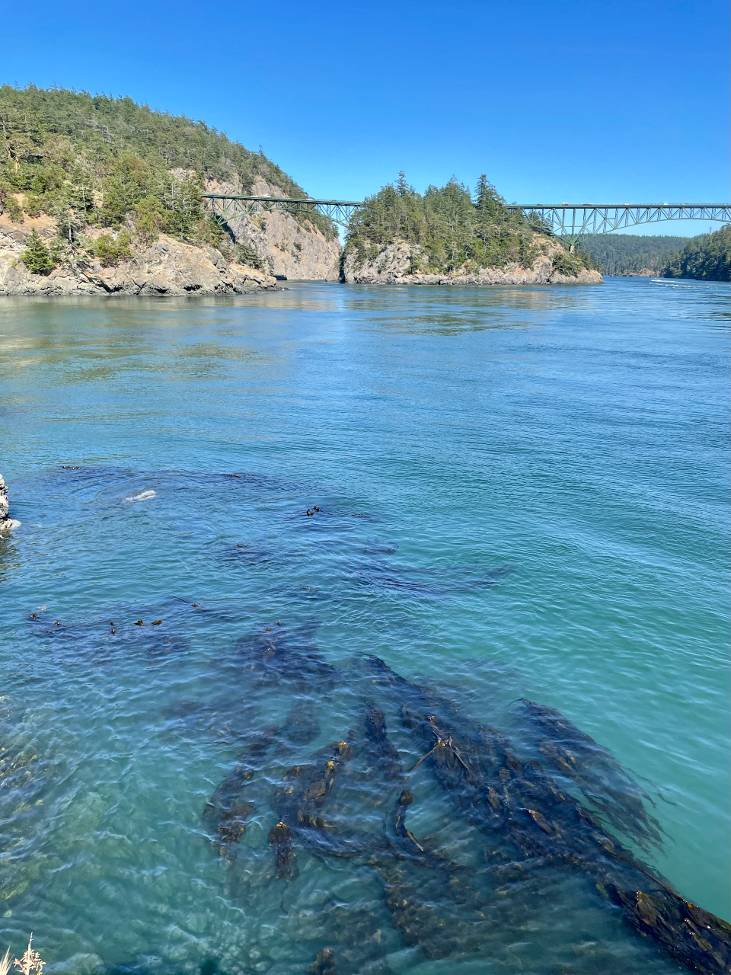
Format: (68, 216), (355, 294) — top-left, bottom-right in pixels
(1, 278), (729, 974)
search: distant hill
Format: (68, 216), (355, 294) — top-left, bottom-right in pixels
(0, 86), (339, 294)
(661, 225), (731, 282)
(576, 234), (687, 276)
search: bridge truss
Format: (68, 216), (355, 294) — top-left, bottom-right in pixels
(203, 195), (731, 240)
(203, 194), (362, 229)
(506, 203), (731, 242)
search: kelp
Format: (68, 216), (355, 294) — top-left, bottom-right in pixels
(234, 621), (337, 691)
(198, 650), (731, 974)
(518, 697), (663, 848)
(202, 727), (277, 860)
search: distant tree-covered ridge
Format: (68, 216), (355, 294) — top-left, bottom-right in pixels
(0, 85), (336, 254)
(576, 234), (687, 276)
(343, 175), (595, 282)
(661, 225), (731, 282)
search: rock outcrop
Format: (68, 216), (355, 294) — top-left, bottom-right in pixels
(206, 177), (340, 281)
(0, 224), (275, 296)
(342, 237), (602, 285)
(0, 474), (20, 532)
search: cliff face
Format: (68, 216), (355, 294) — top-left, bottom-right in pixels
(0, 86), (340, 294)
(207, 177), (340, 281)
(342, 237), (602, 285)
(0, 220), (274, 296)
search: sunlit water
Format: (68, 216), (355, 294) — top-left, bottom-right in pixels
(0, 278), (729, 975)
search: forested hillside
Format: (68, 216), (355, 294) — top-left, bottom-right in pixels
(661, 225), (731, 281)
(576, 234), (686, 275)
(0, 86), (339, 293)
(0, 86), (335, 242)
(343, 175), (596, 283)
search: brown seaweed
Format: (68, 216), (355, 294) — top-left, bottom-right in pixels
(196, 652), (731, 972)
(202, 728), (277, 860)
(605, 884), (731, 974)
(268, 820), (298, 879)
(269, 735), (359, 869)
(234, 621), (337, 690)
(402, 695), (730, 972)
(519, 697), (663, 848)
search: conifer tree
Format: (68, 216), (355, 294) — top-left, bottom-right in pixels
(21, 229), (55, 274)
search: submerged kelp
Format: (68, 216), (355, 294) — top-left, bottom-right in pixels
(199, 649), (731, 974)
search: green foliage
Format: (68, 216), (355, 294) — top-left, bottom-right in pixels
(346, 175), (584, 274)
(551, 250), (585, 276)
(661, 225), (731, 281)
(233, 241), (265, 270)
(87, 230), (132, 266)
(20, 229), (56, 274)
(1, 191), (23, 222)
(0, 85), (337, 245)
(576, 234), (687, 275)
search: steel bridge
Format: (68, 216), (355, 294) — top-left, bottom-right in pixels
(202, 194), (731, 237)
(204, 194), (362, 229)
(506, 203), (731, 242)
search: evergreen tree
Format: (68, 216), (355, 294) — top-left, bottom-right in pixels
(661, 225), (730, 281)
(345, 175), (584, 276)
(21, 229), (55, 274)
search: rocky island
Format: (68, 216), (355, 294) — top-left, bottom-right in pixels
(341, 175), (601, 285)
(0, 86), (340, 296)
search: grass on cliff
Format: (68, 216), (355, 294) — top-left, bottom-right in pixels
(0, 85), (337, 270)
(345, 174), (588, 276)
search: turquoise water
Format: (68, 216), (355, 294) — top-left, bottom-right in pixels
(0, 278), (729, 975)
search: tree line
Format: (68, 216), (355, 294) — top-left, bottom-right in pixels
(576, 234), (687, 275)
(345, 174), (587, 276)
(661, 225), (730, 281)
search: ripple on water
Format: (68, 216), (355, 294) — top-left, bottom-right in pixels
(0, 280), (728, 972)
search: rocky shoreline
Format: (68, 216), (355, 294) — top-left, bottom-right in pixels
(0, 474), (20, 532)
(1, 225), (603, 296)
(341, 239), (602, 286)
(0, 176), (340, 298)
(0, 228), (276, 297)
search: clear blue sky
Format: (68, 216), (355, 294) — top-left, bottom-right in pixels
(3, 0), (729, 235)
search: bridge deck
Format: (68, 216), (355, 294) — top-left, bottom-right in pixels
(203, 195), (731, 236)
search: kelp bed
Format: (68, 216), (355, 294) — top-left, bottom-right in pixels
(196, 621), (731, 975)
(9, 465), (731, 974)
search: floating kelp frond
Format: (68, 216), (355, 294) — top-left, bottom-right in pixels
(518, 698), (663, 848)
(606, 884), (731, 973)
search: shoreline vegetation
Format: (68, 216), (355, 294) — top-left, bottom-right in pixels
(576, 233), (688, 277)
(1, 87), (604, 296)
(576, 228), (731, 281)
(1, 86), (727, 294)
(660, 225), (731, 281)
(341, 175), (601, 285)
(0, 86), (339, 295)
